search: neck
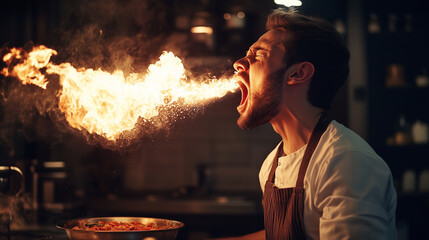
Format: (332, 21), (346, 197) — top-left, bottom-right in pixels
(271, 107), (323, 155)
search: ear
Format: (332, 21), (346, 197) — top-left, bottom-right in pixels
(285, 62), (315, 85)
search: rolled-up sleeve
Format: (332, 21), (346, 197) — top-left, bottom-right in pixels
(314, 150), (397, 240)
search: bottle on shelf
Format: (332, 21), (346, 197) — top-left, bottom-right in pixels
(419, 169), (429, 193)
(411, 120), (428, 144)
(402, 169), (416, 193)
(385, 64), (407, 87)
(388, 13), (398, 33)
(394, 114), (412, 146)
(415, 68), (428, 87)
(368, 13), (381, 34)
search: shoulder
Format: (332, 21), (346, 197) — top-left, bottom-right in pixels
(308, 121), (396, 210)
(306, 123), (397, 239)
(310, 121), (392, 180)
(312, 121), (389, 171)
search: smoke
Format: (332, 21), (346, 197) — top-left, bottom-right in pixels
(0, 70), (74, 156)
(56, 0), (174, 73)
(0, 194), (35, 230)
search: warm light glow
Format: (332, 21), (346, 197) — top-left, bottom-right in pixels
(274, 0), (302, 7)
(237, 12), (245, 19)
(190, 26), (213, 34)
(1, 46), (239, 141)
(223, 13), (232, 20)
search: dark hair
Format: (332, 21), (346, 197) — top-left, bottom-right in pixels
(266, 9), (350, 110)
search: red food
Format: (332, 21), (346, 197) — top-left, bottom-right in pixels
(72, 221), (163, 231)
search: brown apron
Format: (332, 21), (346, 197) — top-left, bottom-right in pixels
(263, 113), (332, 240)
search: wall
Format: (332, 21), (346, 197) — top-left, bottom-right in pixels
(122, 93), (280, 194)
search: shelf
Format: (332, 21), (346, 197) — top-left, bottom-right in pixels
(397, 192), (429, 199)
(363, 3), (429, 239)
(371, 86), (429, 106)
(377, 143), (429, 150)
(368, 86), (429, 147)
(375, 144), (429, 157)
(373, 145), (429, 178)
(373, 86), (429, 95)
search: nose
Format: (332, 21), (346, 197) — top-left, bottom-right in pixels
(233, 57), (249, 72)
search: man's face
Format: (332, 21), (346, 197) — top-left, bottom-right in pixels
(233, 30), (289, 129)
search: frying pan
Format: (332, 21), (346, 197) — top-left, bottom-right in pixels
(56, 216), (184, 240)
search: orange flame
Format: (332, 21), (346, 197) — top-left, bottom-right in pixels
(1, 46), (57, 89)
(1, 45), (238, 141)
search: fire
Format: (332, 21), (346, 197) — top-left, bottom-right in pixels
(1, 45), (239, 141)
(1, 46), (57, 89)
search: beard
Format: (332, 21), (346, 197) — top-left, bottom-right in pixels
(237, 67), (286, 130)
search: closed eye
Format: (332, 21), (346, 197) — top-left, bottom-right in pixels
(246, 49), (255, 57)
(246, 50), (263, 60)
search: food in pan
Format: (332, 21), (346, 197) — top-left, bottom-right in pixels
(72, 220), (163, 231)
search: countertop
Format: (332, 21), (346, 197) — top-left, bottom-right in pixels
(89, 194), (262, 216)
(1, 225), (68, 240)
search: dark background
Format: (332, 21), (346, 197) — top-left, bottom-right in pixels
(0, 0), (428, 239)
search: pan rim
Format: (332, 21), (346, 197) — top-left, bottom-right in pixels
(56, 216), (185, 233)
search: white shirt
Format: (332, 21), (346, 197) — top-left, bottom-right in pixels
(259, 121), (397, 240)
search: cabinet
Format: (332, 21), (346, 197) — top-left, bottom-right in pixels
(364, 0), (429, 239)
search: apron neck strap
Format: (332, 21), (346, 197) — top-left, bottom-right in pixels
(267, 112), (332, 186)
(268, 142), (283, 183)
(295, 112), (332, 188)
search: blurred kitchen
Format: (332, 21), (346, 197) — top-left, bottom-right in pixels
(0, 0), (428, 239)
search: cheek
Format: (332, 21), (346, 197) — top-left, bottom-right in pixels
(249, 65), (270, 92)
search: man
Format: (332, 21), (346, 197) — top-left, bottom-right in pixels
(220, 8), (397, 240)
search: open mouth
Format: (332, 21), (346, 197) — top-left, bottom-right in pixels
(237, 81), (248, 112)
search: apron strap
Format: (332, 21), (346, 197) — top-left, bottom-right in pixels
(267, 142), (283, 183)
(296, 112), (332, 188)
(267, 112), (332, 185)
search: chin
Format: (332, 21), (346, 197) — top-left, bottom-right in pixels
(236, 111), (253, 130)
(237, 116), (249, 130)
